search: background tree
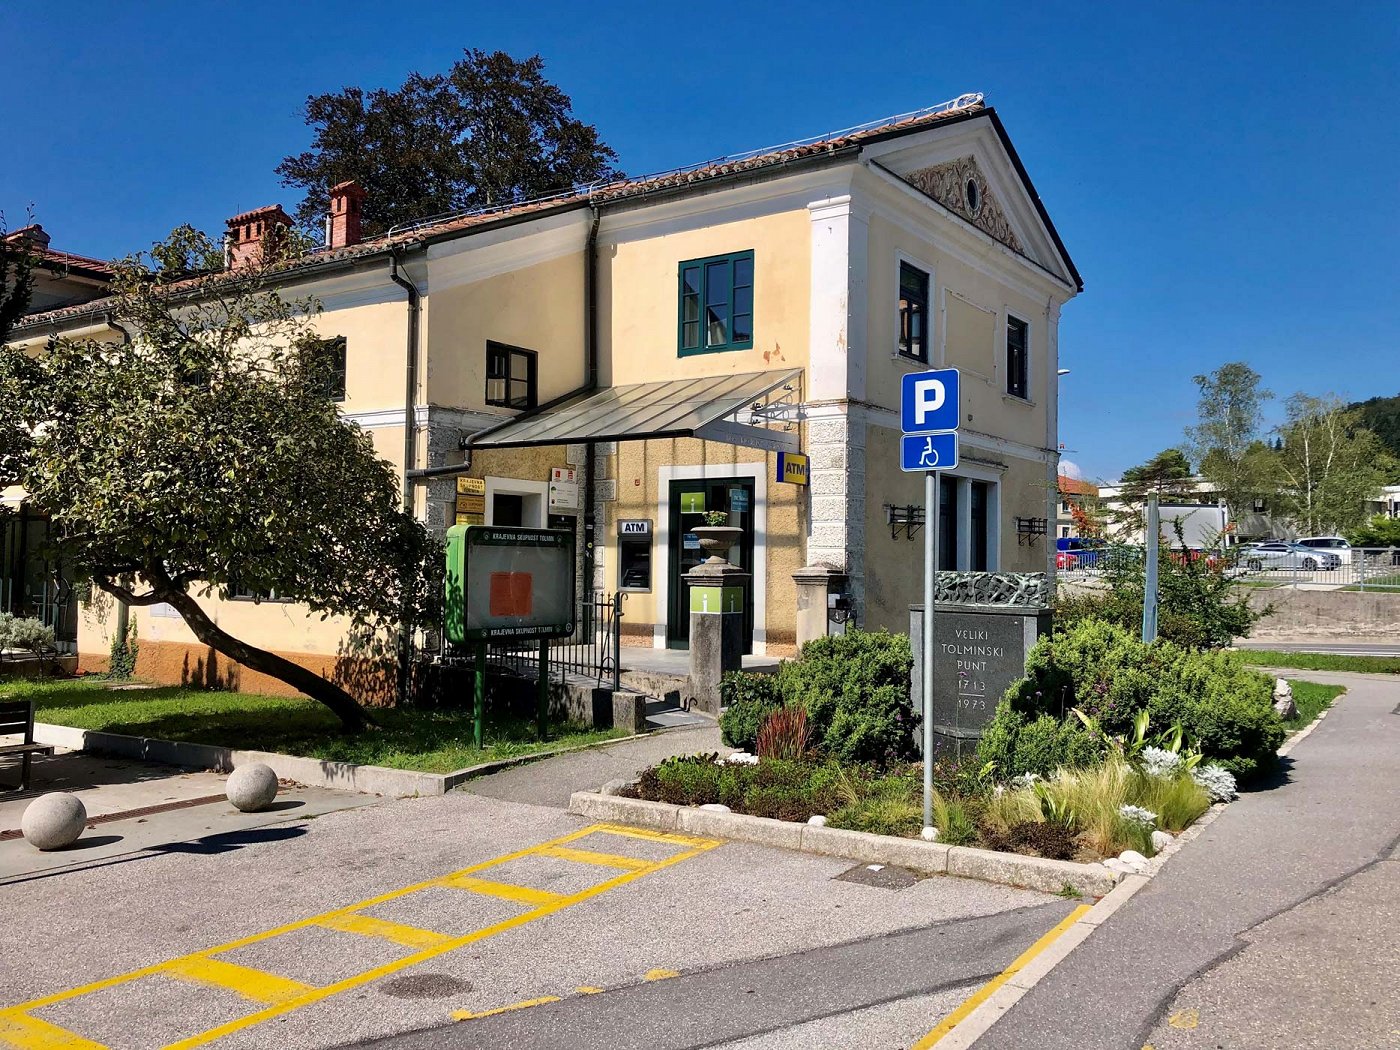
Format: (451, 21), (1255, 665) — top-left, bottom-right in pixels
(15, 229), (437, 729)
(1348, 514), (1400, 547)
(1346, 393), (1400, 473)
(1185, 363), (1275, 518)
(1272, 394), (1389, 535)
(277, 50), (622, 238)
(1110, 448), (1195, 531)
(0, 217), (38, 491)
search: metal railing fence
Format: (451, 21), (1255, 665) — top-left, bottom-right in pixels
(487, 592), (623, 690)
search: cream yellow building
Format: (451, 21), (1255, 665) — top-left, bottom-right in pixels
(11, 94), (1081, 692)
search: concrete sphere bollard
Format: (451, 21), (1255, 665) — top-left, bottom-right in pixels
(226, 763), (279, 812)
(21, 792), (87, 851)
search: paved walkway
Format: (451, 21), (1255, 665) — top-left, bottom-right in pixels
(972, 670), (1400, 1050)
(466, 724), (724, 807)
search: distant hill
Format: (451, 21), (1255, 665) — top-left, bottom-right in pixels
(1348, 394), (1400, 459)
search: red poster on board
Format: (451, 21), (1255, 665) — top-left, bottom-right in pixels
(488, 572), (533, 616)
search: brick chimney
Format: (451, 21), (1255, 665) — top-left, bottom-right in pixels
(328, 180), (367, 249)
(225, 205), (294, 270)
(4, 223), (52, 249)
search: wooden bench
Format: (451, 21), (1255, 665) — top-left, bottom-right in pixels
(0, 699), (55, 792)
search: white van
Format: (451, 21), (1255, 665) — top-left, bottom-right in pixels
(1295, 536), (1352, 566)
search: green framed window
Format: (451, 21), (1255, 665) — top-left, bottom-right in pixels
(678, 250), (754, 355)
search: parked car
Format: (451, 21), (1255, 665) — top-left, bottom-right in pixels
(1295, 536), (1353, 566)
(1239, 541), (1341, 571)
(1057, 536), (1108, 567)
(1055, 550), (1080, 570)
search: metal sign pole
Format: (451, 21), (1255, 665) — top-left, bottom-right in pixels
(1142, 494), (1159, 643)
(923, 469), (937, 831)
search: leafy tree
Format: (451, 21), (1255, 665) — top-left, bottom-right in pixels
(1272, 394), (1389, 535)
(277, 50), (622, 238)
(1185, 363), (1275, 518)
(1348, 514), (1400, 547)
(0, 218), (37, 491)
(8, 228), (438, 729)
(1347, 393), (1400, 466)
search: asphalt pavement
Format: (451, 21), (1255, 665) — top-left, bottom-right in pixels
(970, 670), (1400, 1050)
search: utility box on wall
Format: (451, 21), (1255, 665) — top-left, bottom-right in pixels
(910, 601), (1051, 756)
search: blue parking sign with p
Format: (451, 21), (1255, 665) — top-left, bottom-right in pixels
(901, 368), (960, 434)
(901, 432), (959, 472)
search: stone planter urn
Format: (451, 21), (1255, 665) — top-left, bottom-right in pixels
(691, 526), (743, 564)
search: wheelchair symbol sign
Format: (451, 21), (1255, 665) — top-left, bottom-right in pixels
(900, 432), (959, 472)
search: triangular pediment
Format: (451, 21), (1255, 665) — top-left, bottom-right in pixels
(860, 112), (1080, 290)
(901, 156), (1023, 253)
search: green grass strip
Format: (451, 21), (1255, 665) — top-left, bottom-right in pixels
(1236, 649), (1400, 675)
(0, 678), (623, 773)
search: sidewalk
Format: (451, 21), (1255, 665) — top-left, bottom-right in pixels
(971, 670), (1400, 1050)
(464, 723), (723, 808)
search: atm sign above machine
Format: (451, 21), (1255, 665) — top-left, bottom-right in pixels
(776, 451), (809, 486)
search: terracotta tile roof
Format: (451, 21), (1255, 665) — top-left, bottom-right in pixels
(1058, 475), (1098, 497)
(14, 95), (987, 331)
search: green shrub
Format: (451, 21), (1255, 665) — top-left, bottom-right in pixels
(776, 630), (917, 765)
(0, 612), (56, 655)
(653, 755), (722, 806)
(977, 709), (1101, 779)
(991, 619), (1285, 780)
(718, 671), (782, 750)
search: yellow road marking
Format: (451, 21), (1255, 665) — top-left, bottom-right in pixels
(576, 986), (604, 995)
(314, 913), (452, 950)
(0, 823), (720, 1050)
(1168, 1008), (1200, 1029)
(587, 824), (716, 849)
(163, 957), (315, 1005)
(0, 1014), (105, 1049)
(450, 996), (561, 1021)
(643, 969), (680, 981)
(536, 844), (652, 870)
(912, 905), (1092, 1049)
(441, 874), (565, 906)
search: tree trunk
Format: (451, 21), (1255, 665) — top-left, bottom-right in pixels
(97, 579), (372, 732)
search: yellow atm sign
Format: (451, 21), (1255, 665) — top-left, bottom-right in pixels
(776, 451), (809, 486)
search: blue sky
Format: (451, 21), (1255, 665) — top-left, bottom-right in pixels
(2, 2), (1395, 482)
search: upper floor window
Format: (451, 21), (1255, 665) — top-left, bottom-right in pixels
(679, 250), (753, 355)
(1006, 316), (1029, 399)
(313, 336), (347, 402)
(486, 342), (537, 410)
(898, 262), (929, 362)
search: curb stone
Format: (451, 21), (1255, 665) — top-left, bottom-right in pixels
(567, 791), (1117, 896)
(32, 723), (651, 798)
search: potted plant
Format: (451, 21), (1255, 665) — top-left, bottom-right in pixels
(692, 510), (742, 563)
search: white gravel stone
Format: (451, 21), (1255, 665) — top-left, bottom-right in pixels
(698, 803), (731, 813)
(226, 763), (279, 812)
(921, 826), (940, 842)
(600, 778), (634, 796)
(21, 792), (87, 851)
(807, 815), (828, 826)
(1102, 858), (1133, 873)
(1151, 829), (1174, 852)
(724, 751), (759, 766)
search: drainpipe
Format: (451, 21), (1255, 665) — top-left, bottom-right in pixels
(388, 251), (421, 513)
(582, 204), (601, 598)
(388, 250), (422, 707)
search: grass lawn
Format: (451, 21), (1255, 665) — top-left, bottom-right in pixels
(1281, 680), (1345, 732)
(1236, 649), (1400, 675)
(1, 678), (624, 773)
(1340, 573), (1400, 591)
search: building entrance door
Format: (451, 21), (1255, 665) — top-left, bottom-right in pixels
(666, 478), (755, 652)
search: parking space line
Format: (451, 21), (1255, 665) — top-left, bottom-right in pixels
(162, 958), (315, 1005)
(0, 824), (721, 1050)
(0, 1013), (105, 1050)
(586, 824), (715, 848)
(440, 874), (565, 906)
(912, 905), (1092, 1048)
(313, 913), (452, 949)
(537, 844), (653, 870)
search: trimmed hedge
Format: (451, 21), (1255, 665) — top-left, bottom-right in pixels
(979, 619), (1285, 780)
(718, 630), (917, 766)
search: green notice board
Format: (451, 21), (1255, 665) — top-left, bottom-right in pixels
(445, 525), (576, 644)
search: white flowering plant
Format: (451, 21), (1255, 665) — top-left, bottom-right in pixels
(1190, 763), (1238, 802)
(1118, 804), (1158, 827)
